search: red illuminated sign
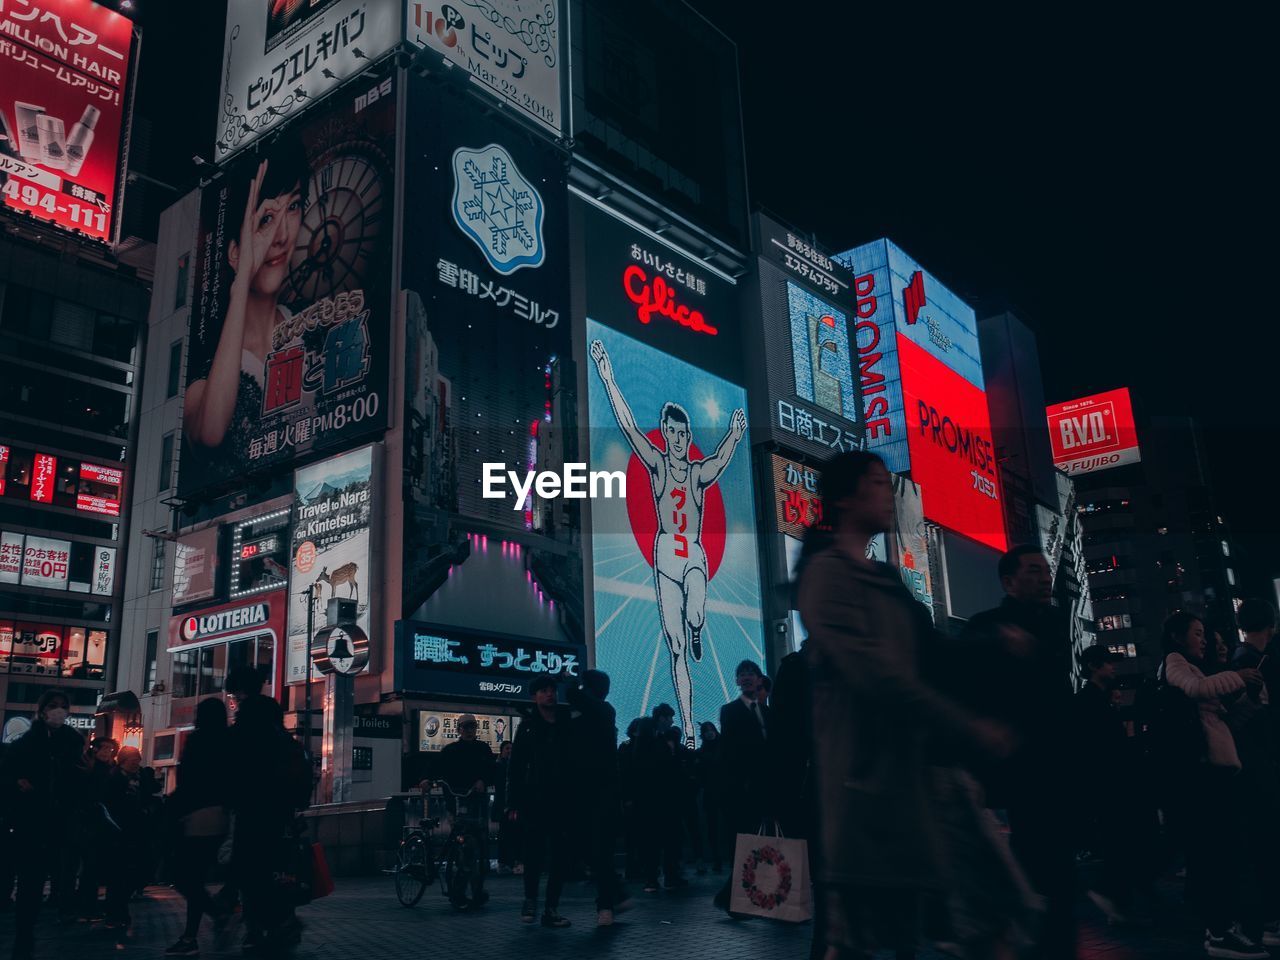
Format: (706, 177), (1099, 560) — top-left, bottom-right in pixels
(623, 265), (718, 336)
(29, 453), (56, 503)
(76, 462), (121, 516)
(0, 0), (135, 243)
(903, 271), (926, 325)
(1046, 388), (1141, 476)
(854, 272), (893, 441)
(79, 463), (122, 485)
(0, 445), (8, 496)
(899, 335), (1007, 552)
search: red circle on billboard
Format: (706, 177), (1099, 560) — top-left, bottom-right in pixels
(625, 429), (726, 580)
(183, 617), (198, 641)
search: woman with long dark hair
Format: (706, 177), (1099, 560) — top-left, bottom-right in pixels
(1159, 611), (1267, 958)
(165, 697), (233, 956)
(795, 451), (1011, 959)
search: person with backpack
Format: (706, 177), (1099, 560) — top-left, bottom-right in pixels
(1159, 611), (1267, 959)
(225, 665), (305, 954)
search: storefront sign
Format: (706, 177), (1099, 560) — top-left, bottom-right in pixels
(0, 531), (21, 584)
(76, 462), (122, 516)
(168, 590), (286, 652)
(231, 509), (290, 599)
(173, 526), (219, 606)
(29, 453), (55, 503)
(417, 710), (520, 753)
(22, 534), (70, 589)
(0, 0), (136, 243)
(0, 445), (8, 496)
(771, 455), (822, 539)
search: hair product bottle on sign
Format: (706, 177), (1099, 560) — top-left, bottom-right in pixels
(63, 106), (99, 178)
(36, 114), (67, 169)
(13, 102), (46, 161)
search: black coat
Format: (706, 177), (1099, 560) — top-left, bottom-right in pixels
(437, 739), (495, 797)
(508, 706), (577, 817)
(566, 684), (618, 790)
(172, 727), (231, 818)
(1, 721), (86, 824)
(718, 697), (771, 829)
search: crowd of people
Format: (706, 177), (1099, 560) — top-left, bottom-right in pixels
(0, 665), (310, 959)
(5, 449), (1280, 960)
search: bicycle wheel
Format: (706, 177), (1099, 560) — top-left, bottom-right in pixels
(395, 833), (429, 907)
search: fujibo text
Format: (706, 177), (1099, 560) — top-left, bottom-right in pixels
(481, 463), (626, 509)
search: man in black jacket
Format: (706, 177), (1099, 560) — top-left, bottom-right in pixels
(713, 659), (771, 911)
(508, 675), (576, 928)
(437, 715), (495, 909)
(963, 545), (1077, 960)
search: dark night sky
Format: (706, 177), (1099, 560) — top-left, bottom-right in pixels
(130, 3), (1279, 596)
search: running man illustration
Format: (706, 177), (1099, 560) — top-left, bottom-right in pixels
(590, 339), (747, 745)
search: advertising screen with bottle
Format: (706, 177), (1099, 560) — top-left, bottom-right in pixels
(0, 0), (135, 243)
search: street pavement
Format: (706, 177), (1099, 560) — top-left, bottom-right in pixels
(0, 869), (1222, 959)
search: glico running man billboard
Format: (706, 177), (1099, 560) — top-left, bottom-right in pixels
(400, 77), (580, 650)
(581, 199), (764, 747)
(179, 75), (395, 500)
(1046, 387), (1141, 476)
(835, 239), (1005, 551)
(0, 0), (136, 243)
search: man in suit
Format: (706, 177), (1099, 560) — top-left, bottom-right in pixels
(713, 660), (772, 910)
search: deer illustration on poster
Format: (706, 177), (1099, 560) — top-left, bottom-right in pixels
(315, 563), (359, 602)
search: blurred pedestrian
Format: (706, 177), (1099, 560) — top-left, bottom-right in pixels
(619, 719), (644, 881)
(568, 669), (630, 926)
(693, 722), (724, 874)
(508, 675), (576, 928)
(638, 725), (686, 893)
(2, 689), (86, 960)
(1160, 611), (1267, 959)
(103, 746), (148, 942)
(75, 736), (119, 919)
(796, 451), (1008, 959)
(963, 545), (1078, 960)
(492, 741), (519, 874)
(712, 659), (771, 912)
(165, 697), (233, 956)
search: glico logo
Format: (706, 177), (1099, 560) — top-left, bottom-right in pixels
(622, 266), (718, 336)
(915, 400), (995, 475)
(412, 3), (463, 47)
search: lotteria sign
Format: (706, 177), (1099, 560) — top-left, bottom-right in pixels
(167, 590), (286, 652)
(1046, 387), (1141, 476)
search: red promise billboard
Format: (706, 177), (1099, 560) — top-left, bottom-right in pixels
(1046, 387), (1141, 476)
(0, 0), (135, 243)
(900, 334), (1007, 552)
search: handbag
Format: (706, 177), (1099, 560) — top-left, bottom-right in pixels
(728, 821), (813, 924)
(311, 842), (334, 899)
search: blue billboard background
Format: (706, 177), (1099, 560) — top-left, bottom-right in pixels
(587, 318), (765, 743)
(787, 282), (860, 425)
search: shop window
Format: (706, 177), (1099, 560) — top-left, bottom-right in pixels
(150, 538), (166, 592)
(9, 622), (63, 676)
(197, 643), (227, 697)
(172, 649), (198, 699)
(153, 733), (176, 762)
(166, 341), (183, 399)
(144, 628), (158, 691)
(0, 620), (11, 672)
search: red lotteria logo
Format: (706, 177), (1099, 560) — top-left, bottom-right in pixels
(623, 265), (718, 336)
(182, 617), (199, 642)
(904, 271), (926, 325)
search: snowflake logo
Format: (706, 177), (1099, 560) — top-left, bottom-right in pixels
(451, 143), (545, 275)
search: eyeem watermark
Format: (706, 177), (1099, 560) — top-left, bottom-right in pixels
(481, 463), (626, 509)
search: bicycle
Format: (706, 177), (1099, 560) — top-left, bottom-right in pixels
(393, 782), (488, 908)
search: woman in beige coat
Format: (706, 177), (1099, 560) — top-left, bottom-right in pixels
(796, 451), (1009, 960)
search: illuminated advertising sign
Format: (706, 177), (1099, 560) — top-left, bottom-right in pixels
(417, 710), (520, 753)
(835, 239), (984, 475)
(287, 445), (375, 683)
(230, 508), (290, 599)
(406, 0), (563, 136)
(890, 474), (933, 614)
(215, 0), (399, 161)
(0, 0), (135, 243)
(587, 318), (764, 745)
(395, 621), (586, 702)
(0, 531), (20, 583)
(181, 78), (395, 499)
(788, 283), (860, 427)
(173, 527), (220, 607)
(10, 623), (62, 675)
(0, 445), (7, 496)
(29, 452), (55, 503)
(400, 78), (579, 650)
(771, 455), (822, 540)
(22, 534), (70, 589)
(1046, 387), (1141, 476)
(168, 589), (286, 653)
(900, 335), (1006, 552)
(76, 462), (122, 516)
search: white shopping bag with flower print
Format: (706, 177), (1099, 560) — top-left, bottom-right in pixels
(729, 825), (813, 923)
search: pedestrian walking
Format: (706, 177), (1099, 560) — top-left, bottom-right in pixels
(165, 697), (233, 956)
(962, 544), (1079, 960)
(618, 719), (644, 881)
(103, 746), (153, 943)
(712, 659), (771, 912)
(693, 722), (724, 874)
(1159, 611), (1267, 959)
(492, 741), (519, 874)
(637, 725), (686, 893)
(508, 675), (577, 928)
(567, 669), (630, 926)
(795, 451), (1009, 960)
(2, 689), (86, 960)
(436, 714), (495, 910)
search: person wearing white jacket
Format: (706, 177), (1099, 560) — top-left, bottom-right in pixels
(1160, 612), (1267, 960)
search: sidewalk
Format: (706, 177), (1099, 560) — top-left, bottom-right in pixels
(0, 871), (1216, 959)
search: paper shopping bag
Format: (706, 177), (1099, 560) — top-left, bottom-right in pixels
(729, 830), (813, 923)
